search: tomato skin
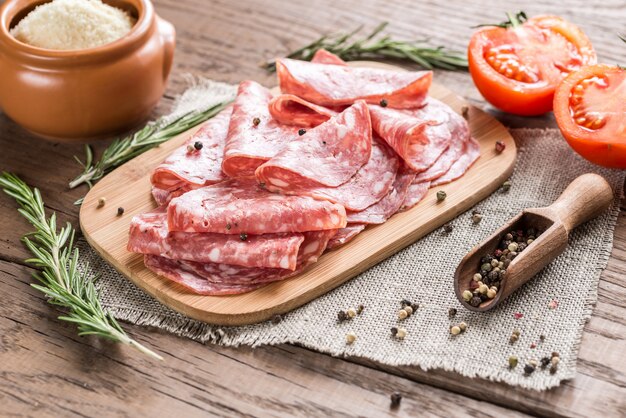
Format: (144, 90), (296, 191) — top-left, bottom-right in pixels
(468, 16), (596, 116)
(554, 64), (626, 168)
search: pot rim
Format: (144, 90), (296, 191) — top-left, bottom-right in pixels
(0, 0), (155, 64)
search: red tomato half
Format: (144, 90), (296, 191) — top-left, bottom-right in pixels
(468, 15), (596, 116)
(554, 64), (626, 168)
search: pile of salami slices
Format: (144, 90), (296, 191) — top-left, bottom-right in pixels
(128, 50), (479, 295)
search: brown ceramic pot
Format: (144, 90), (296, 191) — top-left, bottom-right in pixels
(0, 0), (175, 141)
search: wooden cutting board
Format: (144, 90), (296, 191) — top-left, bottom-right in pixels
(80, 62), (516, 326)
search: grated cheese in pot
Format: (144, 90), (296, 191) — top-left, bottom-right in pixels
(10, 0), (136, 50)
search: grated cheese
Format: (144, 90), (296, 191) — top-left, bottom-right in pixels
(10, 0), (136, 50)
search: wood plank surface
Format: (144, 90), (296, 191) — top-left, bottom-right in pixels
(80, 72), (515, 325)
(1, 0), (625, 417)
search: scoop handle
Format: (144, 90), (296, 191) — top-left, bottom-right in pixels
(548, 173), (613, 232)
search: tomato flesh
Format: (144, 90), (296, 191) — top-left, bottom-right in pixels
(469, 16), (596, 116)
(554, 64), (626, 168)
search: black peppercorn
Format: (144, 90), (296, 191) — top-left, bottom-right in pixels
(252, 117), (261, 126)
(390, 392), (402, 408)
(338, 311), (347, 322)
(401, 299), (411, 307)
(549, 365), (558, 374)
(271, 314), (282, 324)
(239, 233), (248, 241)
(391, 327), (398, 336)
(488, 270), (499, 281)
(357, 304), (364, 314)
(540, 357), (551, 369)
(448, 308), (457, 317)
(443, 223), (453, 233)
(480, 255), (494, 264)
(410, 303), (419, 312)
(298, 128), (306, 136)
(193, 141), (203, 150)
(380, 99), (388, 108)
(470, 296), (482, 307)
(524, 364), (536, 375)
(117, 207), (124, 216)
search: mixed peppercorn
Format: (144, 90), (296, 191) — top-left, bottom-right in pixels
(463, 227), (541, 308)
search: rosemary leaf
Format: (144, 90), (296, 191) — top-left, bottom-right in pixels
(0, 172), (163, 360)
(473, 11), (528, 29)
(69, 101), (231, 195)
(264, 22), (467, 72)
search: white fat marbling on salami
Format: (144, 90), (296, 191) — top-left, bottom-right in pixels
(167, 178), (346, 234)
(256, 101), (372, 189)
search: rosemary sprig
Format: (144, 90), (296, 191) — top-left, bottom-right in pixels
(263, 22), (468, 72)
(473, 11), (528, 29)
(0, 172), (162, 360)
(69, 102), (230, 200)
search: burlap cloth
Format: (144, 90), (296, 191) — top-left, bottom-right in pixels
(79, 80), (624, 391)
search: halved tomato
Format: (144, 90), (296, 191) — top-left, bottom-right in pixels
(468, 14), (596, 116)
(554, 64), (626, 168)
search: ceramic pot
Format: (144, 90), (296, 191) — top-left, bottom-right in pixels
(0, 0), (175, 141)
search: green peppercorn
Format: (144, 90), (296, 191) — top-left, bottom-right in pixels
(436, 190), (447, 202)
(508, 356), (518, 368)
(502, 180), (511, 192)
(481, 263), (492, 272)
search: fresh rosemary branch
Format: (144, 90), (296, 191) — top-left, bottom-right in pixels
(473, 11), (528, 29)
(263, 22), (468, 72)
(0, 172), (163, 360)
(69, 102), (231, 198)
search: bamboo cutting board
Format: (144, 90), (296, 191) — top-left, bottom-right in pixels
(80, 62), (516, 325)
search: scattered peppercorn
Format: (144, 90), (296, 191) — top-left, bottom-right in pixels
(530, 342), (537, 349)
(448, 308), (457, 317)
(225, 223), (231, 230)
(443, 223), (453, 233)
(194, 141), (203, 150)
(346, 332), (356, 344)
(97, 197), (106, 208)
(396, 328), (407, 339)
(508, 356), (518, 368)
(347, 308), (357, 318)
(401, 299), (412, 307)
(540, 357), (551, 369)
(398, 309), (408, 320)
(357, 304), (364, 314)
(471, 212), (483, 224)
(117, 207), (124, 216)
(551, 356), (560, 366)
(410, 303), (419, 312)
(436, 190), (447, 202)
(462, 290), (473, 302)
(239, 232), (248, 241)
(459, 321), (468, 332)
(470, 296), (482, 307)
(380, 99), (388, 107)
(549, 365), (558, 374)
(501, 180), (511, 192)
(271, 314), (282, 324)
(186, 144), (195, 153)
(337, 310), (347, 322)
(404, 305), (413, 316)
(252, 117), (261, 126)
(524, 364), (536, 375)
(539, 335), (545, 342)
(495, 140), (506, 153)
(298, 128), (306, 136)
(450, 325), (461, 335)
(391, 327), (398, 337)
(390, 392), (402, 408)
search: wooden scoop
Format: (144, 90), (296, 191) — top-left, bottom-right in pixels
(454, 173), (613, 312)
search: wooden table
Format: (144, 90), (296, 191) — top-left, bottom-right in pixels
(1, 1), (625, 416)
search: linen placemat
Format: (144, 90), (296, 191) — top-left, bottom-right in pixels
(78, 80), (624, 391)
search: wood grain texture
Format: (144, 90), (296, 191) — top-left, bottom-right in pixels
(80, 66), (516, 325)
(1, 0), (625, 416)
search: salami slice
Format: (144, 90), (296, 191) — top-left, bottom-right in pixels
(167, 178), (347, 234)
(431, 137), (480, 186)
(346, 167), (415, 224)
(326, 224), (366, 250)
(128, 210), (305, 270)
(256, 101), (372, 189)
(222, 81), (297, 177)
(144, 230), (336, 295)
(311, 49), (347, 65)
(151, 106), (232, 192)
(264, 136), (397, 211)
(268, 94), (338, 127)
(413, 109), (470, 182)
(369, 98), (463, 172)
(277, 58), (432, 109)
(400, 180), (430, 211)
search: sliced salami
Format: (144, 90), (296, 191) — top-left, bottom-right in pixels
(268, 94), (338, 127)
(256, 101), (372, 189)
(167, 178), (347, 234)
(128, 210), (305, 270)
(431, 137), (480, 186)
(151, 106), (232, 192)
(265, 136), (397, 211)
(369, 98), (463, 172)
(311, 49), (347, 65)
(222, 81), (296, 177)
(400, 180), (430, 211)
(144, 230), (336, 295)
(277, 58), (432, 109)
(326, 224), (366, 250)
(346, 166), (415, 224)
